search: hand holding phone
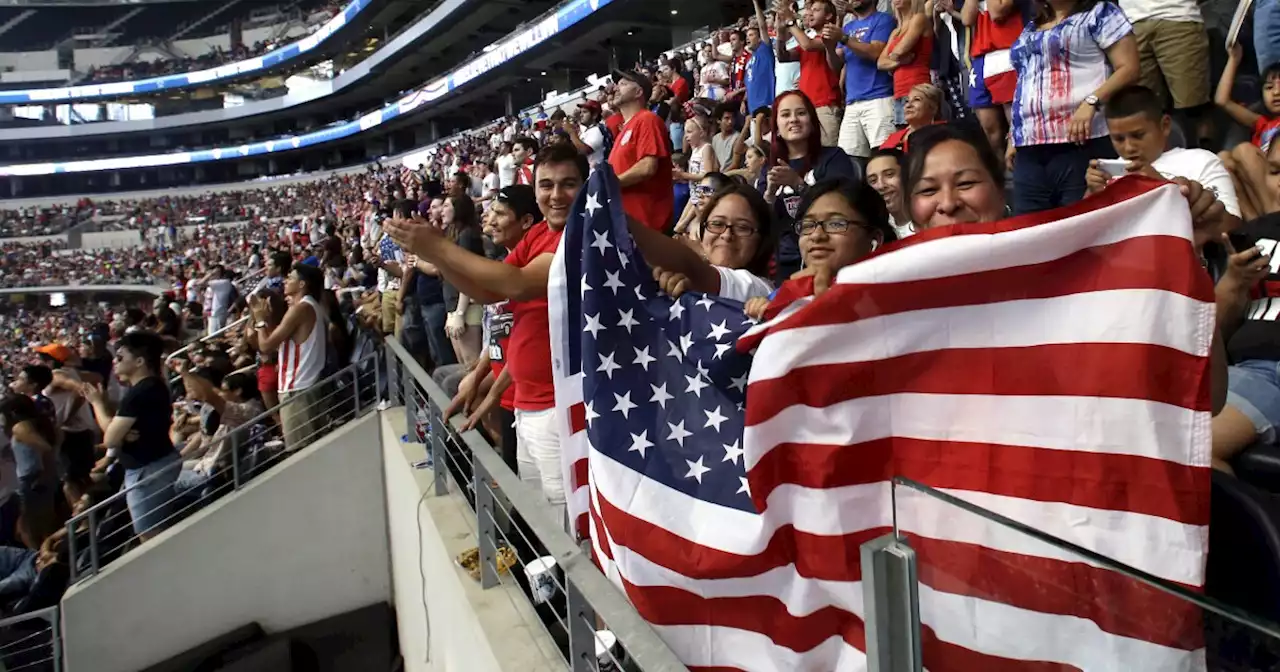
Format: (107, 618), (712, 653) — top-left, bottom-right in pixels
(1095, 159), (1128, 179)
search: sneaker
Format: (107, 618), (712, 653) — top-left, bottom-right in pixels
(377, 400), (391, 411)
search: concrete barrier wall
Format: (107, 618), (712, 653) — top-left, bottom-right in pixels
(60, 413), (392, 672)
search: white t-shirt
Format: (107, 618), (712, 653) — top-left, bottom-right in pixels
(497, 154), (517, 188)
(483, 172), (500, 204)
(715, 266), (775, 303)
(208, 278), (235, 317)
(580, 124), (606, 166)
(1119, 0), (1201, 23)
(775, 36), (802, 97)
(1150, 147), (1241, 218)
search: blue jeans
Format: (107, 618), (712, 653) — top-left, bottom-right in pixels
(0, 547), (35, 600)
(1228, 360), (1280, 443)
(420, 301), (456, 369)
(1012, 137), (1115, 215)
(124, 452), (182, 537)
(1258, 0), (1280, 72)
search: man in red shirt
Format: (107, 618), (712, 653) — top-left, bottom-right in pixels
(384, 143), (588, 522)
(776, 0), (843, 147)
(512, 136), (538, 186)
(607, 68), (674, 232)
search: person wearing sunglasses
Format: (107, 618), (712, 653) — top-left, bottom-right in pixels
(674, 172), (734, 244)
(745, 177), (896, 319)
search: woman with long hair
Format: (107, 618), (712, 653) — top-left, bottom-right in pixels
(0, 395), (59, 548)
(764, 90), (859, 281)
(877, 0), (934, 126)
(1008, 0), (1138, 214)
(440, 195), (485, 367)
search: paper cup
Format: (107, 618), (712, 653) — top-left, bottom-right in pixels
(524, 556), (558, 604)
(594, 629), (619, 672)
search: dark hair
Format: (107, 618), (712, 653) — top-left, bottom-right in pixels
(903, 124), (1006, 199)
(445, 195), (479, 242)
(795, 178), (896, 243)
(192, 364), (225, 389)
(0, 395), (55, 446)
(534, 142), (590, 182)
(1264, 63), (1280, 96)
(715, 102), (738, 123)
(1033, 0), (1103, 26)
(270, 251), (292, 274)
(20, 365), (52, 391)
(495, 185), (542, 222)
(291, 262), (324, 299)
(513, 136), (540, 154)
(222, 372), (260, 402)
(699, 171), (734, 191)
(117, 330), (166, 375)
(392, 198), (419, 219)
(868, 147), (906, 166)
(808, 0), (836, 19)
(770, 90), (825, 177)
(698, 182), (776, 278)
(1103, 85), (1164, 122)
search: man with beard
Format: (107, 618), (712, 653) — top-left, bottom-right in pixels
(607, 68), (674, 232)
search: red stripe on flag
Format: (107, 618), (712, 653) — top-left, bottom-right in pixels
(761, 234), (1209, 337)
(568, 402), (587, 434)
(750, 437), (1211, 526)
(746, 341), (1211, 427)
(596, 489), (1204, 649)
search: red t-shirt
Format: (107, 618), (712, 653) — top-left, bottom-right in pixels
(608, 110), (674, 232)
(503, 221), (562, 411)
(798, 46), (841, 108)
(1253, 115), (1280, 153)
(485, 300), (516, 411)
(669, 77), (691, 104)
(605, 113), (624, 139)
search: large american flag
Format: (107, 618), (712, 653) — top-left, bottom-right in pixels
(551, 171), (1212, 670)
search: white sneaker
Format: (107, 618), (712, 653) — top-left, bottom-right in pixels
(377, 400), (391, 411)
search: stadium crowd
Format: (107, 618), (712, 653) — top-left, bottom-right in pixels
(0, 0), (1278, 651)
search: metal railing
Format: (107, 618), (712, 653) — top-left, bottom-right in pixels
(66, 352), (380, 584)
(163, 265), (266, 367)
(0, 606), (61, 672)
(384, 340), (687, 672)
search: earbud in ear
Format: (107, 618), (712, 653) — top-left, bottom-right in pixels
(870, 240), (880, 252)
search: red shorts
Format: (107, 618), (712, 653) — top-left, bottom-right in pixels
(258, 364), (278, 394)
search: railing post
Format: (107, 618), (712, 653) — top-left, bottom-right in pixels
(351, 366), (361, 416)
(51, 606), (62, 672)
(429, 400), (447, 496)
(567, 580), (598, 672)
(474, 459), (499, 589)
(66, 519), (78, 584)
(87, 508), (100, 578)
(384, 345), (398, 406)
(861, 534), (922, 672)
(231, 428), (243, 490)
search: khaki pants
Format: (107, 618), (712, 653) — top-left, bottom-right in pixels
(1134, 19), (1210, 110)
(380, 291), (401, 338)
(279, 386), (324, 451)
(815, 105), (843, 149)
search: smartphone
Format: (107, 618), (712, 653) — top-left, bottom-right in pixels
(1096, 159), (1128, 179)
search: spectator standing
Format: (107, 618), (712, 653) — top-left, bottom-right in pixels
(712, 105), (741, 169)
(496, 142), (517, 189)
(745, 0), (778, 131)
(836, 0), (898, 157)
(698, 42), (732, 101)
(712, 28), (751, 97)
(512, 137), (538, 186)
(1118, 0), (1210, 143)
(776, 0), (846, 147)
(609, 68), (675, 232)
(1008, 0), (1139, 214)
(877, 0), (934, 127)
(569, 99), (609, 166)
(385, 145), (590, 525)
(962, 0), (1030, 156)
(0, 396), (57, 549)
(441, 196), (485, 368)
(32, 352), (97, 505)
(84, 331), (181, 541)
(251, 264), (330, 451)
(200, 265), (236, 336)
(680, 116), (720, 185)
(764, 90), (860, 281)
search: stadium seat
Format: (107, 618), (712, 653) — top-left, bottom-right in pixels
(1231, 443), (1280, 493)
(1206, 470), (1280, 622)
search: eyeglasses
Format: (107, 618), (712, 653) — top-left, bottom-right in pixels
(794, 217), (872, 237)
(705, 219), (758, 237)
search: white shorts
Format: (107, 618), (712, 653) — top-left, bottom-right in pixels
(514, 407), (565, 527)
(838, 97), (896, 158)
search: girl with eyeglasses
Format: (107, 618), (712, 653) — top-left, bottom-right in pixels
(628, 182), (776, 303)
(745, 177), (896, 319)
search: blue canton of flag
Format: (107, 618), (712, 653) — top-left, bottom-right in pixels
(378, 233), (401, 263)
(572, 166), (758, 512)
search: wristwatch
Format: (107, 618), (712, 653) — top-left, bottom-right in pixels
(1084, 94), (1100, 109)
